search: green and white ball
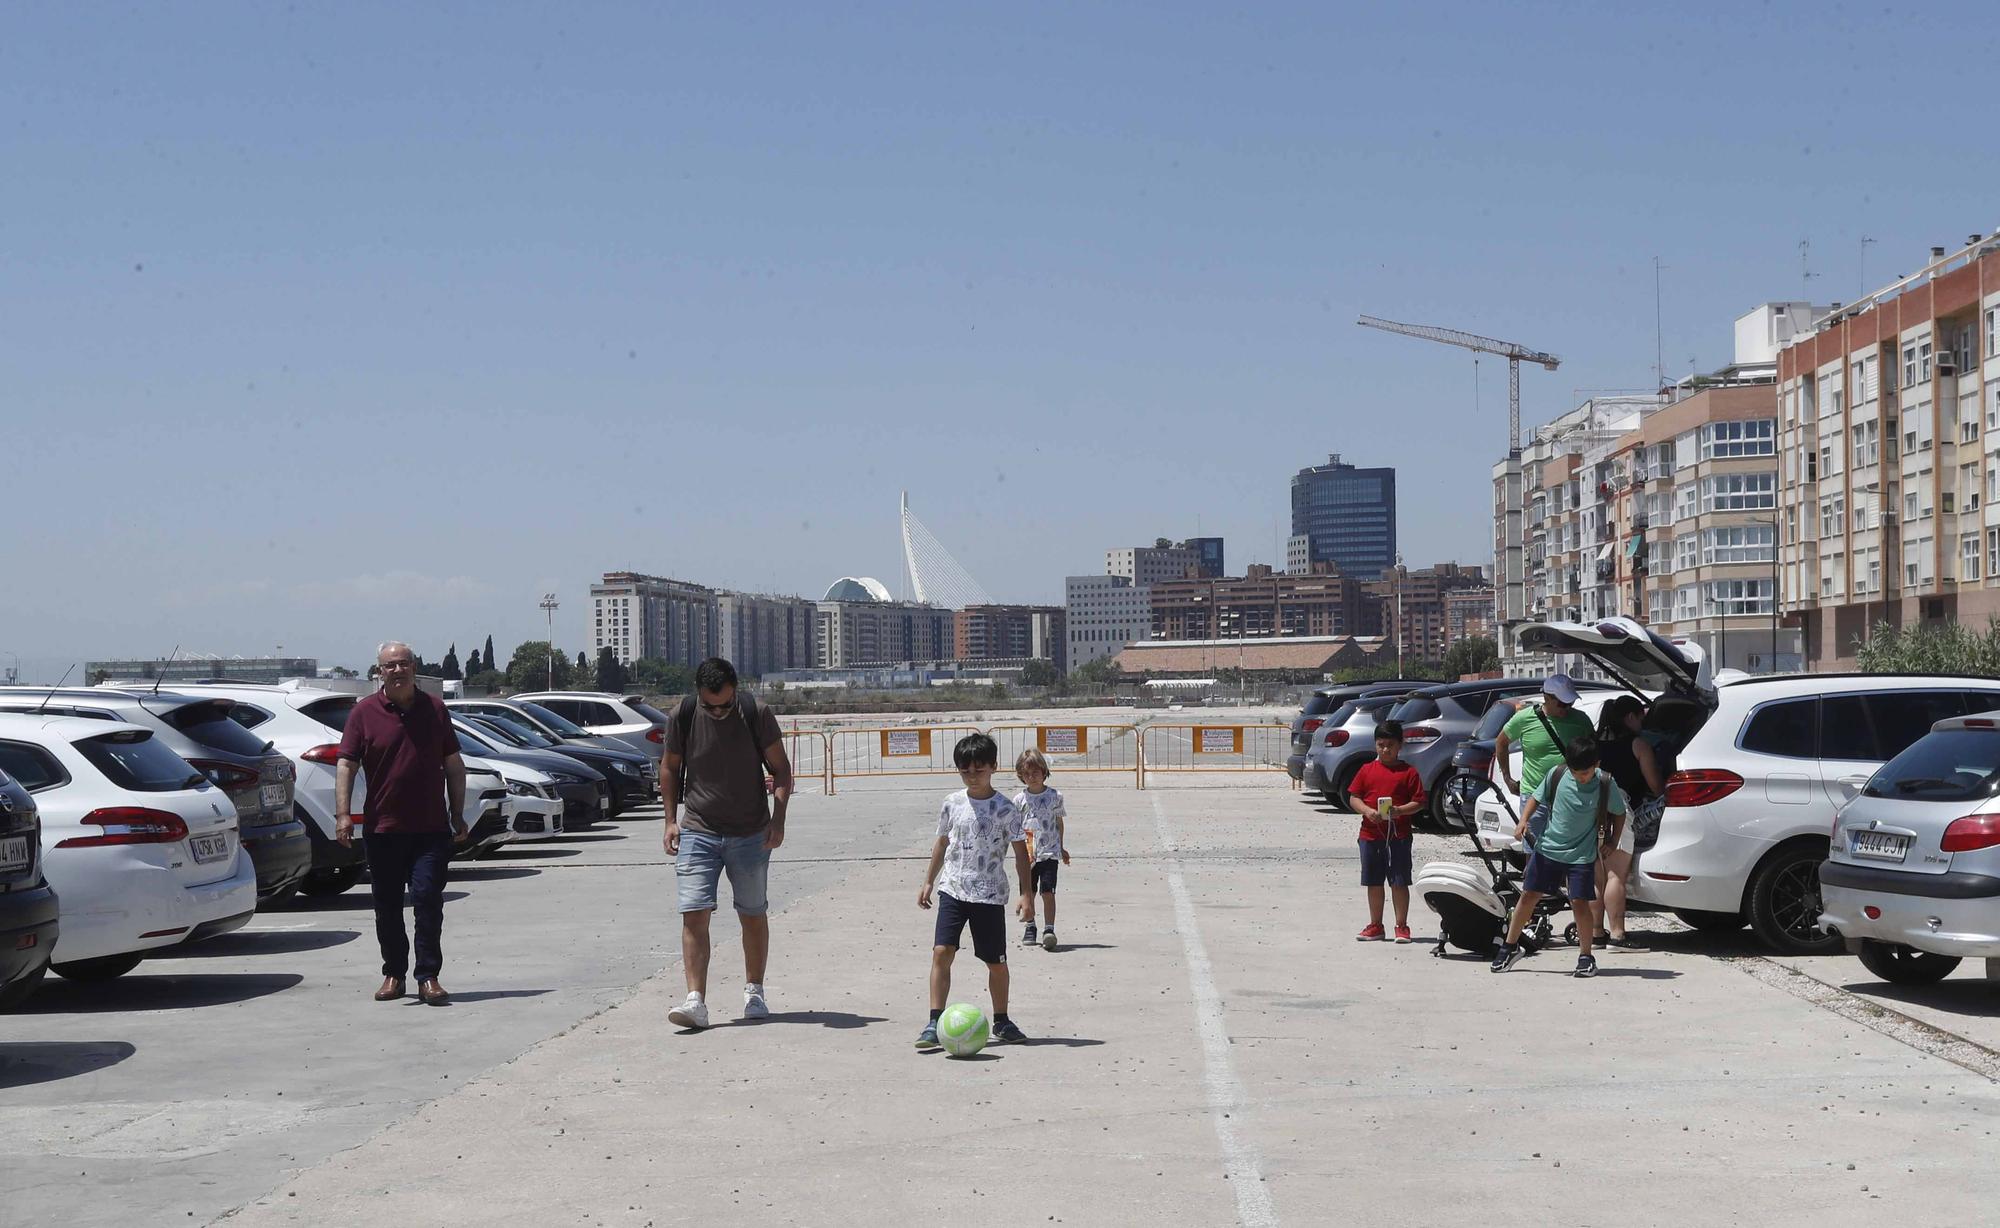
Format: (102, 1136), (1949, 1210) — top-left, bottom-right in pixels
(937, 1002), (989, 1057)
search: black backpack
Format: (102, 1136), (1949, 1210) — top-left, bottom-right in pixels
(671, 692), (769, 811)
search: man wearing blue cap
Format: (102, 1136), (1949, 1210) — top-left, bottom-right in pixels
(1495, 673), (1593, 825)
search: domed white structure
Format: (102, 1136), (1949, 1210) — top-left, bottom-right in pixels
(823, 576), (895, 603)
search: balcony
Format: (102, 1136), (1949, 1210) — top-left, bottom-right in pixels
(1595, 559), (1616, 581)
(1632, 513), (1651, 531)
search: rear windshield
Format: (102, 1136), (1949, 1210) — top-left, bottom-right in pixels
(518, 702), (589, 736)
(158, 700), (274, 757)
(74, 731), (203, 792)
(1864, 729), (2000, 802)
(1319, 702), (1359, 728)
(299, 696), (358, 733)
(1390, 695), (1441, 723)
(1301, 693), (1337, 719)
(631, 702), (671, 725)
(1473, 698), (1526, 741)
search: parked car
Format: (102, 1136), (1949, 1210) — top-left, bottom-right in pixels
(460, 764), (520, 855)
(1819, 710), (2000, 984)
(1314, 678), (1553, 829)
(1467, 688), (1656, 852)
(510, 691), (670, 756)
(0, 713), (256, 980)
(455, 712), (652, 815)
(1, 687), (308, 904)
(1515, 617), (2000, 953)
(1301, 686), (1440, 808)
(0, 767), (59, 1010)
(450, 719), (608, 831)
(447, 697), (657, 773)
(1288, 680), (1436, 783)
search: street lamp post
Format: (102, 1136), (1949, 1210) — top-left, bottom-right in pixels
(1394, 554), (1406, 679)
(539, 593), (560, 688)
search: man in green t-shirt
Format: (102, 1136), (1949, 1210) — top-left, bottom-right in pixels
(1495, 674), (1592, 800)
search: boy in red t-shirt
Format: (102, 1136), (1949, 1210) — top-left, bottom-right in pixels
(1346, 719), (1427, 943)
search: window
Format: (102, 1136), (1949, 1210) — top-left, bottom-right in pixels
(1856, 546), (1881, 594)
(1673, 586), (1698, 622)
(1853, 355), (1879, 403)
(1920, 338), (1933, 384)
(161, 701), (279, 756)
(1817, 439), (1838, 481)
(1869, 692), (1973, 763)
(1988, 306), (2000, 359)
(1964, 534), (1982, 582)
(0, 741), (68, 791)
(1905, 490), (1920, 523)
(1820, 496), (1845, 540)
(1821, 550), (1845, 599)
(1989, 528), (2000, 579)
(1863, 729), (2000, 803)
(1829, 387), (1845, 418)
(1704, 578), (1773, 616)
(1648, 588), (1669, 624)
(1819, 694), (1879, 762)
(1740, 700), (1818, 759)
(1701, 472), (1776, 512)
(1675, 534), (1697, 572)
(1703, 524), (1776, 564)
(1672, 482), (1697, 522)
(1963, 463), (1980, 512)
(1851, 421), (1879, 467)
(1699, 419), (1776, 459)
(1989, 384), (2000, 432)
(73, 730), (201, 792)
(1903, 342), (1917, 390)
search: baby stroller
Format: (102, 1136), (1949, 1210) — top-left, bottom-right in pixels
(1416, 770), (1579, 960)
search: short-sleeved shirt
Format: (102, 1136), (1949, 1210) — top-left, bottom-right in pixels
(1013, 786), (1066, 863)
(1532, 767), (1627, 864)
(1503, 703), (1596, 796)
(1348, 759), (1426, 840)
(663, 698), (784, 838)
(934, 789), (1025, 906)
(337, 690), (454, 834)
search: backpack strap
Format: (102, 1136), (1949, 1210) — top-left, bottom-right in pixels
(673, 696), (696, 807)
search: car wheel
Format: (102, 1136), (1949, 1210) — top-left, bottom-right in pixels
(1426, 775), (1462, 832)
(52, 953), (145, 982)
(1746, 842), (1842, 955)
(300, 865), (365, 897)
(1671, 908), (1744, 933)
(0, 961), (49, 1011)
(1327, 764), (1362, 813)
(1855, 940), (1961, 986)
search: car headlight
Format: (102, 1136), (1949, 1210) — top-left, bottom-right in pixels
(608, 761), (640, 776)
(550, 771), (584, 785)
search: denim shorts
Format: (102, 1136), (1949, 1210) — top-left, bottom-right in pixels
(1523, 851), (1597, 902)
(1358, 837), (1413, 887)
(676, 830), (771, 916)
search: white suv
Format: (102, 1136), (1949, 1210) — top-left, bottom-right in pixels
(510, 692), (667, 756)
(1518, 618), (2000, 954)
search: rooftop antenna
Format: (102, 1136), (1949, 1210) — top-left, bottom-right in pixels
(152, 645), (182, 695)
(35, 665), (78, 713)
(1653, 256), (1666, 393)
(1799, 238), (1820, 297)
(1859, 235), (1877, 296)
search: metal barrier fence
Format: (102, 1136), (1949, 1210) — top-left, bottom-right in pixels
(985, 724), (1143, 785)
(782, 727), (833, 794)
(1138, 722), (1291, 779)
(827, 724), (984, 787)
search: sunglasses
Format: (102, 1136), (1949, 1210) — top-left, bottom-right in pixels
(699, 700), (735, 715)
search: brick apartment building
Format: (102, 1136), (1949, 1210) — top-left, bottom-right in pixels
(1148, 563), (1379, 642)
(1362, 562), (1491, 662)
(952, 604), (1067, 671)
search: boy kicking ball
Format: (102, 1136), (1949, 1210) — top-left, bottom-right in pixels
(916, 733), (1032, 1050)
(1014, 749), (1070, 951)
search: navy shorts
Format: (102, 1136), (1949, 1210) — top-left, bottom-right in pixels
(1031, 860), (1059, 893)
(1358, 837), (1413, 888)
(1523, 851), (1598, 902)
(934, 891), (1007, 964)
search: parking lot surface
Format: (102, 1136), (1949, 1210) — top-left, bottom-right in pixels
(6, 764), (2000, 1227)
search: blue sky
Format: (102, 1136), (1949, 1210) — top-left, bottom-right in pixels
(4, 2), (1995, 678)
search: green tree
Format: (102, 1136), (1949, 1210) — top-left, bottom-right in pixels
(1069, 657), (1121, 687)
(1856, 618), (2000, 674)
(466, 668), (505, 693)
(988, 680), (1009, 701)
(441, 643), (462, 681)
(464, 647), (482, 676)
(571, 649), (594, 690)
(1440, 635), (1499, 680)
(484, 635), (496, 674)
(1020, 659), (1059, 687)
(507, 640), (568, 690)
(596, 647), (630, 694)
(329, 665), (358, 679)
(631, 657), (694, 696)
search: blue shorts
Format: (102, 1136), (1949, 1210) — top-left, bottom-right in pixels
(1358, 837), (1413, 888)
(676, 830), (771, 916)
(1523, 851), (1597, 902)
(934, 891), (1007, 964)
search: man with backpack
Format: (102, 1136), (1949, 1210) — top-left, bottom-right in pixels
(661, 657), (794, 1031)
(1491, 735), (1626, 979)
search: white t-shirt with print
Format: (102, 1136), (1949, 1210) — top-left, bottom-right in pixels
(934, 789), (1025, 906)
(1013, 786), (1066, 864)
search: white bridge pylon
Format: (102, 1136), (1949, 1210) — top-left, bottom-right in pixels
(900, 492), (994, 609)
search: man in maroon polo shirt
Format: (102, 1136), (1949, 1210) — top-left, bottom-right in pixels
(334, 641), (468, 1004)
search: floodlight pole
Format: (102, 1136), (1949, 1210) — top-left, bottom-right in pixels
(540, 593), (560, 688)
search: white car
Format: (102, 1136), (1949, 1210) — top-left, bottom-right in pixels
(509, 691), (668, 757)
(465, 753), (565, 846)
(1512, 618), (2000, 954)
(0, 713), (257, 980)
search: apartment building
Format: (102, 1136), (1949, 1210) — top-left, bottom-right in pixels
(715, 591), (818, 679)
(1065, 574), (1152, 671)
(952, 604), (1067, 671)
(1148, 563), (1379, 642)
(1776, 235), (2000, 667)
(591, 573), (718, 668)
(1361, 562), (1490, 662)
(1106, 542), (1200, 586)
(1443, 585), (1497, 647)
(815, 598), (954, 668)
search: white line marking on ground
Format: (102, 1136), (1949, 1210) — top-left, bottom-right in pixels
(1148, 791), (1278, 1228)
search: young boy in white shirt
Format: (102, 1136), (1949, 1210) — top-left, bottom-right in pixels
(916, 733), (1032, 1049)
(1014, 749), (1071, 951)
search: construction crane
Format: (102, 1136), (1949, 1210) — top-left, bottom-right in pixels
(1355, 315), (1560, 457)
(1355, 314), (1561, 638)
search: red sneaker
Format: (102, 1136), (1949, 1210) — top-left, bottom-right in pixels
(1393, 925), (1413, 944)
(1356, 923), (1386, 941)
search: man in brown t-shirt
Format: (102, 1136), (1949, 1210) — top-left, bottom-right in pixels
(335, 641), (467, 1005)
(662, 657), (793, 1031)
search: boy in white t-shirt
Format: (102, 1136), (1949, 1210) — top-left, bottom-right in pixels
(916, 733), (1032, 1050)
(1014, 748), (1071, 951)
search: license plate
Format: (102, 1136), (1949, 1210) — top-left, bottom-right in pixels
(189, 832), (232, 864)
(0, 834), (28, 874)
(260, 783), (288, 811)
(1479, 812), (1500, 832)
(1849, 830), (1910, 862)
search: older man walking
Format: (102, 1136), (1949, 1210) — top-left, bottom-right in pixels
(662, 657), (792, 1031)
(335, 641), (468, 1005)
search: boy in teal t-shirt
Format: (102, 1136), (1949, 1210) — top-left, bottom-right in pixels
(1492, 734), (1626, 979)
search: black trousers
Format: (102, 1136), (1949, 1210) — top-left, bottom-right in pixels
(365, 830), (453, 980)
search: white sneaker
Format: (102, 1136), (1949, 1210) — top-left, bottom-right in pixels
(1042, 928), (1058, 951)
(743, 985), (770, 1020)
(668, 993), (709, 1030)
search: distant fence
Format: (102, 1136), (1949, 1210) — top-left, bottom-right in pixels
(1138, 723), (1291, 778)
(817, 720), (1284, 789)
(782, 727), (832, 794)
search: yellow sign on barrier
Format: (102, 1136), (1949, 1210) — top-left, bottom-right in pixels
(1195, 726), (1243, 754)
(1038, 726), (1089, 755)
(881, 729), (932, 758)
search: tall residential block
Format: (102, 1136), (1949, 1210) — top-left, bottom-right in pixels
(952, 604), (1067, 671)
(591, 573), (718, 668)
(716, 591), (818, 679)
(1289, 454), (1396, 580)
(1065, 574), (1152, 671)
(1148, 563), (1378, 642)
(1362, 562), (1491, 663)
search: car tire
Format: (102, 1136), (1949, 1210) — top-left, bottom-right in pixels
(300, 865), (365, 897)
(1427, 775), (1463, 833)
(1745, 842), (1842, 955)
(1855, 940), (1961, 986)
(1671, 908), (1744, 933)
(52, 953), (145, 982)
(1327, 763), (1362, 814)
(0, 961), (49, 1011)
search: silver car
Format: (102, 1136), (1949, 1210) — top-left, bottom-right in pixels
(1820, 710), (2000, 985)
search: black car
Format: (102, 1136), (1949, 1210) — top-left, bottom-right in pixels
(459, 713), (652, 815)
(0, 687), (311, 905)
(446, 698), (660, 799)
(0, 767), (58, 1010)
(449, 721), (611, 830)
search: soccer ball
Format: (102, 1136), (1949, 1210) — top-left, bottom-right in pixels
(937, 1002), (989, 1057)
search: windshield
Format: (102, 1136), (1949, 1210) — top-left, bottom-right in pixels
(455, 730), (496, 756)
(1302, 693), (1337, 719)
(1863, 729), (2000, 802)
(1473, 697), (1526, 741)
(74, 730), (205, 792)
(1390, 695), (1441, 723)
(1320, 701), (1359, 728)
(631, 701), (672, 725)
(481, 715), (556, 747)
(158, 699), (275, 757)
(518, 701), (589, 737)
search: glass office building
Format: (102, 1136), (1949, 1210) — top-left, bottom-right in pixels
(1289, 454), (1396, 580)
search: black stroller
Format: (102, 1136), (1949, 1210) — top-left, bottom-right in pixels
(1416, 770), (1580, 959)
